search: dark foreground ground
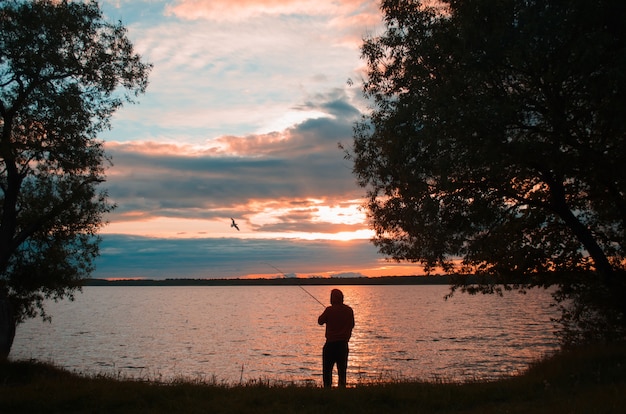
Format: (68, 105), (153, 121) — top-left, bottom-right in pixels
(1, 344), (625, 413)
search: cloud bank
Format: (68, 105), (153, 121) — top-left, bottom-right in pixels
(94, 235), (395, 279)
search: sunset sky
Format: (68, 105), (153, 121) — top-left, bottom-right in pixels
(93, 0), (426, 279)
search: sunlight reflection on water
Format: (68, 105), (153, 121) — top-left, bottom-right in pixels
(12, 285), (559, 385)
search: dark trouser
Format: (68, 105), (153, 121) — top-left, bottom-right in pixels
(322, 341), (349, 388)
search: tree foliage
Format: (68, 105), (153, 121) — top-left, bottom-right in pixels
(351, 0), (626, 344)
(0, 0), (150, 348)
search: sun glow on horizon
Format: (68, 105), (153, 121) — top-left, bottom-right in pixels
(101, 215), (374, 241)
(240, 263), (427, 279)
(313, 204), (365, 225)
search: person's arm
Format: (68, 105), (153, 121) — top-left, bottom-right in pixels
(318, 308), (328, 325)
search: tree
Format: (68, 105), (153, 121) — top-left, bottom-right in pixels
(351, 0), (626, 344)
(0, 0), (151, 357)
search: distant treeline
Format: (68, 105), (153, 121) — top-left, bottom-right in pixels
(83, 275), (453, 287)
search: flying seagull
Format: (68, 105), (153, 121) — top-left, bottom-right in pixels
(230, 218), (240, 231)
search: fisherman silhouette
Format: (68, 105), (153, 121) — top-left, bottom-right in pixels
(318, 289), (355, 388)
(230, 218), (240, 231)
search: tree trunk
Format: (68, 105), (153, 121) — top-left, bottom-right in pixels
(0, 294), (16, 360)
(547, 175), (616, 278)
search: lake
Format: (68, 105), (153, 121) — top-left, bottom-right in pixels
(11, 285), (560, 386)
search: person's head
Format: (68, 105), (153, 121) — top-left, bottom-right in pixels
(330, 289), (344, 305)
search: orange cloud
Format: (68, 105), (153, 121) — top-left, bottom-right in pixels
(213, 132), (290, 156)
(105, 124), (321, 158)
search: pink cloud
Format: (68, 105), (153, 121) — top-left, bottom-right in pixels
(165, 0), (378, 24)
(106, 141), (224, 157)
(166, 0), (326, 20)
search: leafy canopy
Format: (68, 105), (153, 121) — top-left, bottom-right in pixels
(0, 0), (151, 323)
(351, 0), (626, 343)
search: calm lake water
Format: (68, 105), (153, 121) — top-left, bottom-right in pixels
(11, 285), (560, 386)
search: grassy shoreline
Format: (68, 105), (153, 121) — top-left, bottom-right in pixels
(2, 344), (625, 413)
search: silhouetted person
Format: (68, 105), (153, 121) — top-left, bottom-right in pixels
(318, 289), (355, 388)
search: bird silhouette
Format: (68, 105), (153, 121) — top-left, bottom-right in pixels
(230, 218), (240, 231)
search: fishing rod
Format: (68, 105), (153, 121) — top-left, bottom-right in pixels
(264, 263), (326, 308)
